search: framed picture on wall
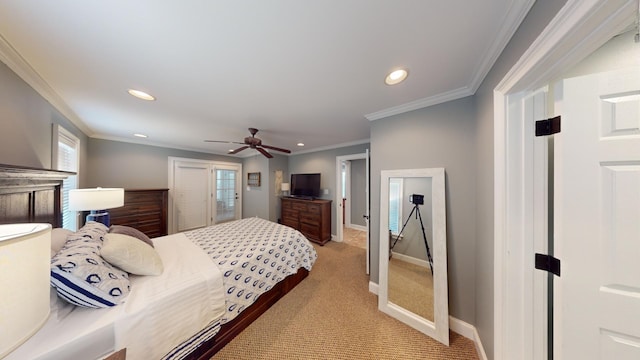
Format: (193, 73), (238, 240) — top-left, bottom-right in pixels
(248, 172), (261, 187)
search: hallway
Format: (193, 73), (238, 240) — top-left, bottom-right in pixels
(342, 226), (366, 249)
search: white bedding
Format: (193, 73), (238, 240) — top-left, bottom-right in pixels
(6, 232), (225, 360)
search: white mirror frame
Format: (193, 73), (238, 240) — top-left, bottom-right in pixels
(378, 167), (449, 345)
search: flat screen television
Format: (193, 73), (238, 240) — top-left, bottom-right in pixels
(290, 173), (321, 199)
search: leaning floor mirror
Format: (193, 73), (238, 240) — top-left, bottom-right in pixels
(378, 167), (449, 345)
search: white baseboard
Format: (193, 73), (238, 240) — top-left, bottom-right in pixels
(369, 283), (486, 360)
(347, 224), (367, 232)
(390, 251), (429, 269)
(449, 317), (488, 360)
(369, 281), (379, 295)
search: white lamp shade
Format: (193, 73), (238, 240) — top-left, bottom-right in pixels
(281, 183), (290, 191)
(69, 188), (124, 211)
(0, 223), (51, 358)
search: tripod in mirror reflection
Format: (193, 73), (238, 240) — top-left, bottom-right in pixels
(389, 194), (434, 275)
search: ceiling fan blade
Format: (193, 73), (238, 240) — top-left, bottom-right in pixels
(256, 147), (274, 158)
(261, 144), (291, 154)
(229, 146), (249, 154)
(205, 140), (245, 145)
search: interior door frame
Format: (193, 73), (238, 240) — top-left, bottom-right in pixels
(168, 157), (243, 234)
(493, 1), (635, 359)
(336, 150), (370, 274)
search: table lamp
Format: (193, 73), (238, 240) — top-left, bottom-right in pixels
(69, 187), (124, 226)
(281, 182), (290, 197)
(0, 223), (51, 358)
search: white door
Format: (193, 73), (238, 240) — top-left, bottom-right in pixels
(173, 160), (210, 232)
(555, 67), (640, 359)
(213, 165), (241, 223)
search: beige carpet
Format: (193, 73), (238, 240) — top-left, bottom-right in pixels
(213, 241), (478, 360)
(388, 257), (434, 322)
(342, 226), (367, 249)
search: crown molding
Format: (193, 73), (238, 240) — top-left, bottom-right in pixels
(467, 0), (536, 94)
(365, 86), (473, 121)
(366, 0), (535, 122)
(0, 34), (93, 136)
(290, 138), (370, 155)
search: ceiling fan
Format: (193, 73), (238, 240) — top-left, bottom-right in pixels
(205, 127), (291, 158)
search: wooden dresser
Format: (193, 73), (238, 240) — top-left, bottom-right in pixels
(109, 189), (168, 238)
(281, 197), (331, 245)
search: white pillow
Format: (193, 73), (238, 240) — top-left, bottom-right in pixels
(51, 222), (130, 308)
(102, 233), (164, 276)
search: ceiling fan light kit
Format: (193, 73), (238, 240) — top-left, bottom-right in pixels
(205, 128), (291, 158)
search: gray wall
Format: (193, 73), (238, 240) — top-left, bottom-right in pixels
(86, 138), (241, 188)
(268, 154), (289, 222)
(473, 0), (568, 357)
(370, 96), (477, 324)
(241, 153), (289, 222)
(349, 159), (367, 227)
(288, 143), (370, 236)
(242, 154), (269, 219)
(0, 61), (88, 183)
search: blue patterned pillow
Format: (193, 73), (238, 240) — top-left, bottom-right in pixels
(50, 222), (130, 308)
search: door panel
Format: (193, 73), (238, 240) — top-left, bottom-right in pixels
(174, 161), (209, 232)
(557, 67), (640, 359)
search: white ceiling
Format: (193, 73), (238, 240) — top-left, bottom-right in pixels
(0, 1), (532, 156)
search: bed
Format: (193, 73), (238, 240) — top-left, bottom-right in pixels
(0, 164), (317, 360)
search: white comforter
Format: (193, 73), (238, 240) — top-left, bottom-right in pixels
(7, 233), (225, 360)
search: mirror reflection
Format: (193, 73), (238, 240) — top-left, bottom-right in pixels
(378, 168), (448, 346)
(387, 177), (434, 321)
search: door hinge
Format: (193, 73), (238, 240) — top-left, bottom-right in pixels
(535, 116), (561, 136)
(535, 253), (561, 277)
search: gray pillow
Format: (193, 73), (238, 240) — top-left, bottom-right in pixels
(109, 225), (154, 248)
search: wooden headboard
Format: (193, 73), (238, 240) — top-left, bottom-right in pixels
(0, 164), (74, 227)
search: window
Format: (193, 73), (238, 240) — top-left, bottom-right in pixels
(53, 124), (80, 231)
(388, 178), (403, 235)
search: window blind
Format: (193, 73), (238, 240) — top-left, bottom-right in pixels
(55, 125), (79, 231)
(389, 178), (403, 235)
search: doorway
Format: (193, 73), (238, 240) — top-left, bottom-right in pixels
(336, 150), (370, 274)
(168, 157), (242, 234)
(494, 1), (637, 359)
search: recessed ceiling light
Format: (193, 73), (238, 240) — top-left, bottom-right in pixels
(128, 89), (155, 101)
(133, 133), (148, 138)
(297, 143), (305, 147)
(385, 69), (408, 85)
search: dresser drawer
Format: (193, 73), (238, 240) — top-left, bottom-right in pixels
(292, 202), (307, 211)
(307, 204), (321, 214)
(282, 217), (298, 228)
(300, 214), (320, 226)
(300, 223), (319, 238)
(108, 189), (168, 238)
(280, 197), (331, 245)
(282, 209), (298, 219)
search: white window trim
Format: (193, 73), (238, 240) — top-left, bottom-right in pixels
(52, 124), (80, 231)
